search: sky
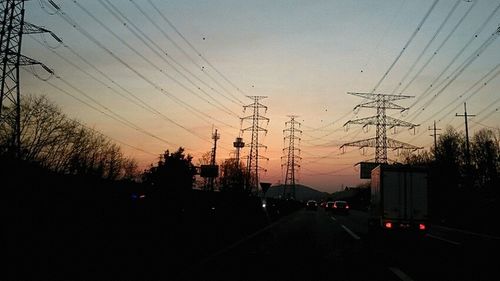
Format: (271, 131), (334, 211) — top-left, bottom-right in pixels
(20, 0), (500, 192)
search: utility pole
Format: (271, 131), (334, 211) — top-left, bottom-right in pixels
(282, 115), (301, 199)
(0, 0), (58, 157)
(208, 129), (220, 191)
(456, 102), (475, 185)
(341, 92), (421, 163)
(428, 120), (441, 152)
(241, 96), (269, 194)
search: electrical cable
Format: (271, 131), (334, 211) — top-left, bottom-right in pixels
(146, 0), (246, 101)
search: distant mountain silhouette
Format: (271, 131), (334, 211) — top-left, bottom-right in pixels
(264, 184), (328, 201)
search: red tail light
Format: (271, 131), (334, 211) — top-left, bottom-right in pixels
(419, 223), (426, 230)
(385, 222), (392, 229)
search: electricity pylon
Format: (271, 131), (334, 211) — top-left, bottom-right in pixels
(341, 92), (421, 163)
(241, 96), (269, 194)
(0, 0), (58, 157)
(282, 115), (301, 199)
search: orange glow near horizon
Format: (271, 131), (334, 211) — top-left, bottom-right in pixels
(20, 1), (500, 193)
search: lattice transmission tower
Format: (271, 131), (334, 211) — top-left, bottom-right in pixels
(0, 0), (58, 157)
(341, 92), (421, 163)
(281, 115), (301, 199)
(241, 96), (269, 194)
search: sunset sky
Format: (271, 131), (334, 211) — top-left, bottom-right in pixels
(22, 0), (500, 192)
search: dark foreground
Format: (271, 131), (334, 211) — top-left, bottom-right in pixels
(8, 202), (500, 280)
(4, 160), (499, 280)
(187, 208), (500, 281)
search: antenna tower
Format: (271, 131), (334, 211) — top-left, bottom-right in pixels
(233, 136), (245, 168)
(241, 96), (269, 193)
(341, 92), (421, 163)
(0, 0), (57, 157)
(281, 115), (301, 199)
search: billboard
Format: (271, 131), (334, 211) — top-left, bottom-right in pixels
(359, 162), (379, 179)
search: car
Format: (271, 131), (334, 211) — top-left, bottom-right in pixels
(325, 201), (335, 210)
(332, 200), (350, 214)
(320, 201), (327, 209)
(306, 200), (318, 210)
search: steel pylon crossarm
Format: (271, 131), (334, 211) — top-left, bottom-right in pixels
(342, 92), (420, 163)
(1, 0), (56, 157)
(240, 96), (269, 193)
(347, 92), (414, 101)
(345, 115), (418, 129)
(341, 137), (421, 151)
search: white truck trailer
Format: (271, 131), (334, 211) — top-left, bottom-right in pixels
(369, 164), (428, 234)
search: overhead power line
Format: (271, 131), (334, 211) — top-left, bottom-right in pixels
(47, 1), (231, 143)
(129, 0), (243, 107)
(25, 69), (178, 148)
(407, 25), (500, 122)
(341, 92), (421, 163)
(391, 0), (464, 95)
(409, 62), (500, 143)
(397, 0), (478, 95)
(370, 0), (439, 94)
(146, 0), (246, 102)
(98, 0), (241, 119)
(74, 120), (158, 157)
(405, 2), (500, 113)
(71, 0), (238, 130)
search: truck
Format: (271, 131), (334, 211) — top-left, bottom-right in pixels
(368, 164), (428, 235)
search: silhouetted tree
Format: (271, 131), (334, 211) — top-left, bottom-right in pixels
(142, 147), (196, 194)
(399, 150), (433, 166)
(0, 95), (138, 180)
(434, 127), (465, 190)
(471, 128), (499, 191)
(219, 158), (245, 192)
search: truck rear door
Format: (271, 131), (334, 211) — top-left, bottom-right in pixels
(407, 171), (428, 221)
(383, 170), (404, 220)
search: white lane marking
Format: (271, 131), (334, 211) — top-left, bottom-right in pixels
(330, 216), (337, 221)
(426, 233), (461, 246)
(341, 224), (360, 240)
(433, 225), (500, 240)
(389, 267), (415, 281)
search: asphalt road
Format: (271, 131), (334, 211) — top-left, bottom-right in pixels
(183, 208), (500, 281)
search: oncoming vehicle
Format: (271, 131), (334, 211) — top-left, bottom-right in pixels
(332, 200), (349, 214)
(306, 200), (318, 210)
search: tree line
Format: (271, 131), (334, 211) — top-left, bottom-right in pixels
(401, 126), (499, 192)
(142, 148), (247, 194)
(1, 94), (248, 191)
(0, 95), (138, 181)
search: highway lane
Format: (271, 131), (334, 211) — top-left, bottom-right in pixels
(186, 208), (398, 281)
(338, 210), (500, 281)
(184, 208), (499, 281)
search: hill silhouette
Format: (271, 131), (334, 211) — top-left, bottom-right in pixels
(264, 184), (328, 201)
